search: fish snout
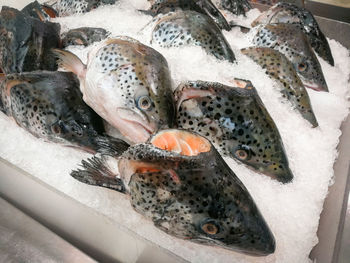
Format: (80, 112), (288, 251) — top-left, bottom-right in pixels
(266, 164), (294, 183)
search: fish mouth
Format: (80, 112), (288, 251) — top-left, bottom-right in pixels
(150, 129), (211, 156)
(116, 107), (157, 143)
(302, 81), (329, 92)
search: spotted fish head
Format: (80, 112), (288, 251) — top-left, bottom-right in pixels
(151, 10), (235, 62)
(241, 47), (318, 127)
(253, 24), (328, 92)
(90, 38), (176, 143)
(119, 129), (275, 255)
(0, 71), (105, 152)
(175, 80), (294, 183)
(251, 2), (334, 66)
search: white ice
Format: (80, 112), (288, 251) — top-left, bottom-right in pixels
(0, 1), (349, 263)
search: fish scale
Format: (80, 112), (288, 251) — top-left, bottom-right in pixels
(175, 80), (294, 183)
(151, 10), (235, 62)
(253, 23), (328, 92)
(241, 47), (318, 127)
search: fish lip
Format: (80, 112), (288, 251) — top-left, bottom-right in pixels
(190, 236), (275, 256)
(303, 81), (329, 92)
(116, 107), (157, 139)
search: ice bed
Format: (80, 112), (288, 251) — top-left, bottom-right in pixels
(0, 1), (349, 262)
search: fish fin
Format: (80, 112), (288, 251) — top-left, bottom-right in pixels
(52, 49), (86, 79)
(95, 134), (130, 157)
(71, 155), (126, 193)
(137, 9), (154, 16)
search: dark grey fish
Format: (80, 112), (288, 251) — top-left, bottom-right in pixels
(151, 10), (236, 62)
(0, 6), (60, 74)
(62, 27), (109, 47)
(241, 47), (318, 127)
(252, 2), (334, 66)
(144, 0), (231, 30)
(21, 1), (52, 21)
(175, 79), (294, 183)
(0, 71), (129, 153)
(47, 0), (117, 17)
(253, 23), (329, 92)
(71, 129), (275, 255)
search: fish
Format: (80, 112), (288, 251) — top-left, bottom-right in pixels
(143, 0), (231, 31)
(62, 27), (109, 47)
(0, 71), (129, 153)
(150, 10), (236, 62)
(241, 47), (318, 127)
(218, 0), (252, 16)
(175, 79), (294, 183)
(0, 6), (60, 74)
(53, 37), (176, 144)
(71, 128), (276, 255)
(251, 2), (334, 66)
(46, 0), (117, 17)
(21, 1), (58, 21)
(253, 23), (329, 92)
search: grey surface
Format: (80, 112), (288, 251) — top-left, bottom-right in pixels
(0, 158), (185, 263)
(0, 197), (96, 263)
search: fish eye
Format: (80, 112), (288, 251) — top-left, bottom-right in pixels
(298, 62), (308, 72)
(137, 96), (152, 110)
(51, 123), (61, 134)
(201, 220), (220, 236)
(234, 145), (251, 161)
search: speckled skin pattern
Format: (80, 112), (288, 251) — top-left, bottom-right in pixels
(253, 23), (328, 92)
(51, 0), (117, 16)
(0, 7), (60, 74)
(252, 2), (334, 66)
(241, 47), (318, 127)
(146, 0), (230, 30)
(151, 10), (235, 62)
(175, 80), (294, 183)
(0, 71), (109, 151)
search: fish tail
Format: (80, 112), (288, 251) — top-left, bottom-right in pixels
(52, 49), (86, 79)
(95, 134), (130, 157)
(71, 155), (126, 193)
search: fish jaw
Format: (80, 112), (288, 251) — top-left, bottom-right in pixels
(302, 80), (328, 92)
(116, 107), (158, 143)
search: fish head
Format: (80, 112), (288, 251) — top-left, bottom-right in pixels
(119, 129), (275, 255)
(290, 52), (328, 92)
(175, 80), (293, 183)
(114, 71), (175, 143)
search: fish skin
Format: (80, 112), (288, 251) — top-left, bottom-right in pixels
(21, 1), (52, 21)
(62, 27), (109, 47)
(151, 10), (236, 62)
(175, 79), (294, 183)
(48, 0), (117, 17)
(218, 0), (252, 16)
(0, 6), (60, 74)
(253, 23), (329, 92)
(144, 0), (231, 31)
(251, 2), (334, 66)
(241, 47), (318, 127)
(0, 71), (129, 153)
(71, 129), (275, 255)
(54, 37), (176, 144)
